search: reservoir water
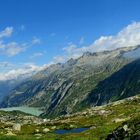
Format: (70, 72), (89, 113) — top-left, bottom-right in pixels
(0, 106), (43, 116)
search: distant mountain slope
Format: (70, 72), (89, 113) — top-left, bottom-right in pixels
(0, 65), (43, 102)
(0, 46), (139, 118)
(82, 58), (140, 108)
(0, 78), (29, 102)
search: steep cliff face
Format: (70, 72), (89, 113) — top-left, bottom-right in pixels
(82, 58), (140, 108)
(0, 46), (139, 118)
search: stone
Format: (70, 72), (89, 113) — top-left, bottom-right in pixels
(34, 134), (42, 139)
(123, 124), (128, 131)
(35, 134), (42, 137)
(51, 126), (56, 130)
(5, 131), (16, 136)
(13, 123), (21, 131)
(35, 129), (39, 133)
(90, 126), (96, 129)
(43, 128), (50, 133)
(70, 125), (74, 128)
(112, 118), (126, 123)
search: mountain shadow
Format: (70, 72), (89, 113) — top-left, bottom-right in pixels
(82, 58), (140, 107)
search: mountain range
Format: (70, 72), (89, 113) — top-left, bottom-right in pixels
(0, 45), (140, 118)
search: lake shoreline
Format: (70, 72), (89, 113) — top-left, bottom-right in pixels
(0, 106), (43, 116)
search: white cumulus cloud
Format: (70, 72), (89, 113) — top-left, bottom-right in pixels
(53, 56), (65, 63)
(3, 42), (26, 57)
(0, 27), (42, 57)
(79, 37), (85, 45)
(0, 63), (46, 81)
(0, 61), (13, 68)
(32, 37), (41, 45)
(63, 22), (140, 59)
(0, 27), (13, 39)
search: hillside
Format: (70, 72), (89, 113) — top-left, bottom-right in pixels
(82, 57), (140, 108)
(0, 94), (140, 140)
(0, 46), (139, 118)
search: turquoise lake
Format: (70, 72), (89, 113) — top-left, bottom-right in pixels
(0, 106), (43, 116)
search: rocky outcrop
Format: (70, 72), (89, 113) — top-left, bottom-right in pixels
(43, 128), (50, 133)
(106, 117), (140, 140)
(13, 123), (21, 131)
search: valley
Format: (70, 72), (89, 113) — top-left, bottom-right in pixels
(1, 46), (138, 118)
(1, 1), (140, 139)
(0, 45), (140, 139)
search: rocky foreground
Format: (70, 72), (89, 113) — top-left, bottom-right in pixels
(0, 94), (140, 140)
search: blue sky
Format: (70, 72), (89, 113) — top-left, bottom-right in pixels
(1, 0), (140, 79)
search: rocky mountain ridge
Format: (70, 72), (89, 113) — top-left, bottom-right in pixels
(1, 45), (140, 118)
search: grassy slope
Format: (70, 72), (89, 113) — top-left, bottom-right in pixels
(1, 94), (140, 140)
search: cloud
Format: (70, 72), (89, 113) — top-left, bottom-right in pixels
(0, 27), (13, 39)
(0, 63), (46, 81)
(32, 37), (41, 45)
(30, 52), (44, 59)
(46, 56), (66, 66)
(0, 61), (13, 68)
(90, 22), (140, 51)
(63, 43), (88, 59)
(0, 62), (15, 74)
(63, 22), (140, 59)
(0, 27), (26, 57)
(2, 22), (140, 80)
(0, 27), (42, 57)
(53, 56), (65, 63)
(79, 37), (85, 45)
(3, 42), (26, 56)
